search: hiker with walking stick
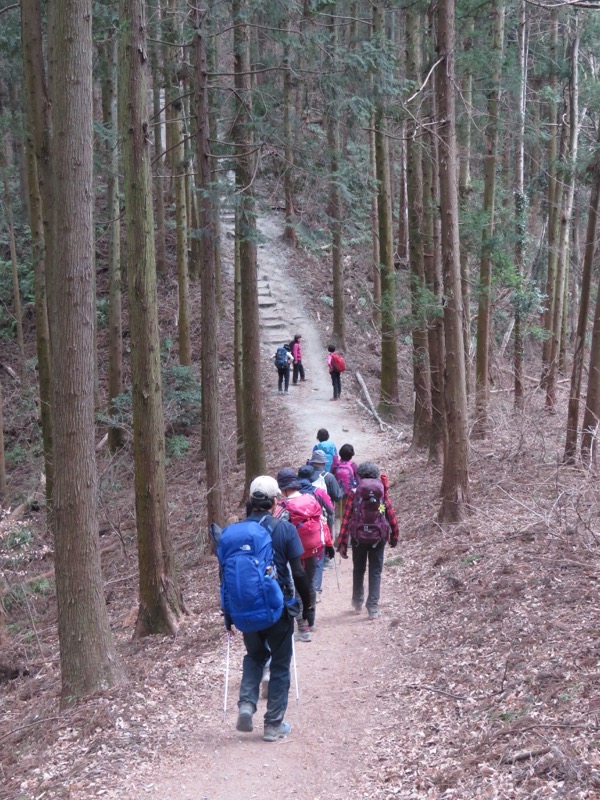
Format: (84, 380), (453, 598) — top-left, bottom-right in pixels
(216, 476), (313, 742)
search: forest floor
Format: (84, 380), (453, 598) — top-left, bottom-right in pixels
(1, 212), (600, 799)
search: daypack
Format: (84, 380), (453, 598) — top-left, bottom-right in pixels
(348, 478), (390, 545)
(217, 516), (284, 632)
(298, 483), (333, 547)
(312, 471), (327, 492)
(330, 352), (346, 372)
(334, 462), (357, 497)
(281, 494), (324, 558)
(275, 347), (288, 369)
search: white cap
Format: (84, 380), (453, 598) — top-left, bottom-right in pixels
(249, 475), (281, 499)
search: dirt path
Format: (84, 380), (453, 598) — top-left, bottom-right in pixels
(110, 217), (397, 799)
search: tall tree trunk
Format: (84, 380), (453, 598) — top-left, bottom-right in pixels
(541, 10), (560, 385)
(326, 7), (345, 348)
(2, 145), (28, 390)
(373, 1), (399, 417)
(282, 14), (296, 246)
(21, 0), (54, 512)
(581, 269), (600, 465)
(0, 378), (6, 506)
(546, 19), (580, 411)
(119, 0), (184, 636)
(564, 126), (600, 462)
(233, 211), (245, 464)
(436, 0), (471, 522)
(47, 0), (123, 701)
(473, 0), (504, 438)
(513, 0), (528, 411)
(233, 0), (266, 484)
(151, 19), (167, 278)
(164, 0), (191, 365)
(194, 12), (224, 527)
(370, 123), (381, 328)
(458, 18), (474, 394)
(397, 121), (408, 270)
(406, 9), (431, 449)
(103, 30), (125, 453)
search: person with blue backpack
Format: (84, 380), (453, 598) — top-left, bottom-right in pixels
(272, 343), (293, 394)
(312, 428), (337, 472)
(217, 475), (313, 742)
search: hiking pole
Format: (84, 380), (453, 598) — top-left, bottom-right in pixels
(291, 635), (300, 706)
(333, 552), (341, 591)
(223, 631), (231, 722)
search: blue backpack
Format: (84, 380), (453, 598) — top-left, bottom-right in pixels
(275, 347), (288, 368)
(217, 516), (284, 632)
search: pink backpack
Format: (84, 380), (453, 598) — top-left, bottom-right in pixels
(281, 494), (324, 557)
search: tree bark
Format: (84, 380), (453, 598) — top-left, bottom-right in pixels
(473, 0), (504, 438)
(119, 0), (184, 636)
(565, 126), (600, 462)
(194, 12), (224, 527)
(47, 0), (123, 701)
(373, 0), (399, 418)
(406, 9), (431, 449)
(233, 0), (266, 484)
(436, 0), (471, 522)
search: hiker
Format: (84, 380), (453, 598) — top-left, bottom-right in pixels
(272, 343), (293, 394)
(275, 467), (325, 641)
(218, 475), (313, 742)
(309, 449), (343, 573)
(337, 462), (399, 620)
(291, 334), (305, 384)
(312, 428), (338, 472)
(297, 464), (335, 597)
(331, 443), (359, 540)
(327, 344), (345, 401)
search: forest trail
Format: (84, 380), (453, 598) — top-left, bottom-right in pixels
(107, 216), (400, 799)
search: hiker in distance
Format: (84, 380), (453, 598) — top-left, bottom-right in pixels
(308, 448), (342, 577)
(312, 428), (338, 472)
(337, 462), (399, 620)
(272, 342), (294, 394)
(217, 476), (313, 742)
(291, 333), (306, 384)
(327, 344), (346, 401)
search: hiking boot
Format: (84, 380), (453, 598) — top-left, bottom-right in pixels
(352, 603), (363, 614)
(236, 702), (254, 732)
(295, 629), (311, 642)
(263, 721), (291, 742)
(368, 610), (379, 621)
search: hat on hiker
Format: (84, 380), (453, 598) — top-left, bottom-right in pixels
(249, 475), (281, 499)
(310, 449), (326, 465)
(276, 467), (302, 491)
(298, 464), (314, 481)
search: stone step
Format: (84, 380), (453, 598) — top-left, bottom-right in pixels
(258, 297), (277, 308)
(260, 318), (287, 329)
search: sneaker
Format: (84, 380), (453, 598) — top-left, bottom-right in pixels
(263, 721), (291, 742)
(236, 701), (254, 732)
(295, 629), (311, 642)
(368, 610), (379, 621)
(352, 603), (363, 614)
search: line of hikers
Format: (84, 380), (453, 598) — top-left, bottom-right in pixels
(272, 335), (346, 400)
(215, 428), (399, 743)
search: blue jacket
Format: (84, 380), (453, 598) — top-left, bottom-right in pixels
(313, 440), (337, 472)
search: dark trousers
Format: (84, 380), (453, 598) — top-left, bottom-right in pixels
(297, 554), (317, 627)
(293, 361), (305, 383)
(240, 611), (294, 726)
(277, 366), (290, 392)
(331, 370), (342, 399)
(351, 539), (385, 614)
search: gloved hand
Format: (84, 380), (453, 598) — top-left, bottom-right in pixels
(337, 545), (348, 559)
(325, 545), (335, 560)
(389, 540), (398, 548)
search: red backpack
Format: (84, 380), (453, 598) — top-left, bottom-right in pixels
(331, 352), (346, 372)
(280, 494), (324, 559)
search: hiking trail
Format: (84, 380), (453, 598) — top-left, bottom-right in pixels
(104, 214), (401, 800)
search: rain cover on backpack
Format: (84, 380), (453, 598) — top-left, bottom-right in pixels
(217, 517), (284, 632)
(348, 478), (391, 545)
(281, 494), (324, 557)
